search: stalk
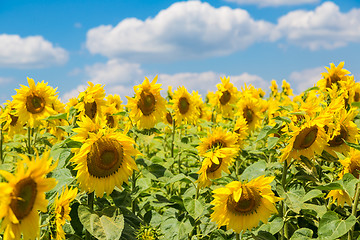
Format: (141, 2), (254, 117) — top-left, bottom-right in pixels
(171, 119), (175, 158)
(0, 125), (3, 163)
(27, 127), (33, 155)
(280, 160), (288, 240)
(86, 192), (95, 240)
(348, 182), (360, 240)
(131, 171), (137, 214)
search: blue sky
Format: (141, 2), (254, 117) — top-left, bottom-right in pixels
(1, 0), (360, 103)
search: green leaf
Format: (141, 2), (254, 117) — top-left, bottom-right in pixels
(302, 189), (324, 203)
(273, 116), (291, 123)
(316, 182), (343, 191)
(344, 140), (360, 151)
(183, 197), (204, 220)
(276, 184), (305, 214)
(240, 160), (266, 182)
(257, 217), (283, 235)
(318, 211), (356, 240)
(342, 173), (359, 197)
(256, 125), (276, 141)
(290, 228), (314, 240)
(78, 205), (124, 240)
(253, 231), (277, 240)
(267, 137), (279, 150)
(44, 112), (68, 120)
(148, 164), (166, 178)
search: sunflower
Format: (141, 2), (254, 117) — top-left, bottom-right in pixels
(11, 77), (58, 127)
(127, 76), (166, 129)
(211, 76), (238, 118)
(72, 116), (105, 143)
(281, 79), (293, 96)
(0, 100), (25, 138)
(280, 116), (328, 163)
(74, 82), (106, 121)
(270, 80), (279, 98)
(339, 148), (360, 179)
(210, 175), (282, 233)
(324, 109), (359, 157)
(106, 94), (123, 112)
(171, 86), (199, 125)
(0, 152), (57, 240)
(196, 127), (238, 188)
(70, 129), (139, 197)
(325, 189), (352, 207)
(236, 97), (262, 132)
(318, 62), (350, 91)
(352, 82), (360, 104)
(233, 116), (248, 146)
(51, 186), (78, 240)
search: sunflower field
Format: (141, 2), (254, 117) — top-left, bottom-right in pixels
(1, 62), (360, 240)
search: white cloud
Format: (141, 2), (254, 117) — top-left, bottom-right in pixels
(63, 59), (267, 103)
(0, 76), (12, 84)
(61, 84), (88, 103)
(276, 2), (360, 50)
(225, 0), (319, 7)
(86, 1), (274, 61)
(0, 34), (68, 68)
(289, 66), (323, 93)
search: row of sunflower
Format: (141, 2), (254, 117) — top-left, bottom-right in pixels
(0, 62), (360, 239)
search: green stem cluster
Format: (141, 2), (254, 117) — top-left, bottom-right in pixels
(348, 182), (360, 240)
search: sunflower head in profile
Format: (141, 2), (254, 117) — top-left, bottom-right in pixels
(12, 77), (58, 127)
(75, 82), (106, 122)
(50, 186), (78, 240)
(339, 148), (360, 179)
(233, 116), (249, 146)
(280, 116), (328, 163)
(318, 62), (350, 91)
(196, 127), (238, 188)
(0, 152), (57, 240)
(281, 79), (293, 96)
(71, 129), (140, 197)
(211, 76), (238, 118)
(127, 76), (166, 129)
(210, 175), (282, 233)
(325, 189), (352, 207)
(171, 86), (200, 125)
(270, 80), (279, 98)
(324, 109), (359, 157)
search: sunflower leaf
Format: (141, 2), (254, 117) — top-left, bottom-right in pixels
(290, 228), (314, 240)
(318, 211), (356, 240)
(183, 197), (204, 220)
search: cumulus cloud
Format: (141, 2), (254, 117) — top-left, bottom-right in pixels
(276, 1), (360, 50)
(225, 0), (319, 7)
(63, 59), (267, 103)
(86, 1), (274, 61)
(0, 34), (68, 68)
(289, 66), (323, 93)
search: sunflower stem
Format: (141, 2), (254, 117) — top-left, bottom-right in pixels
(348, 182), (360, 240)
(131, 171), (137, 214)
(280, 160), (288, 240)
(236, 232), (241, 240)
(86, 192), (94, 240)
(27, 127), (33, 155)
(171, 119), (175, 158)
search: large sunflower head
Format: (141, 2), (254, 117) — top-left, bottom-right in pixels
(12, 77), (58, 127)
(212, 76), (238, 118)
(210, 175), (282, 233)
(0, 152), (57, 240)
(171, 86), (200, 125)
(339, 148), (360, 179)
(280, 116), (329, 163)
(75, 82), (106, 121)
(70, 129), (140, 197)
(318, 62), (350, 91)
(50, 186), (78, 240)
(126, 76), (166, 129)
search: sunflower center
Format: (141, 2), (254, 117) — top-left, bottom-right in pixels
(10, 177), (37, 220)
(206, 158), (223, 173)
(26, 93), (45, 114)
(84, 101), (97, 119)
(328, 125), (348, 147)
(178, 97), (190, 114)
(326, 74), (341, 88)
(293, 126), (318, 150)
(354, 92), (360, 102)
(210, 139), (226, 150)
(87, 137), (124, 178)
(166, 112), (173, 125)
(349, 160), (360, 179)
(220, 90), (231, 105)
(138, 91), (156, 116)
(10, 114), (19, 126)
(106, 114), (115, 128)
(243, 107), (254, 124)
(60, 206), (65, 218)
(227, 186), (260, 214)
